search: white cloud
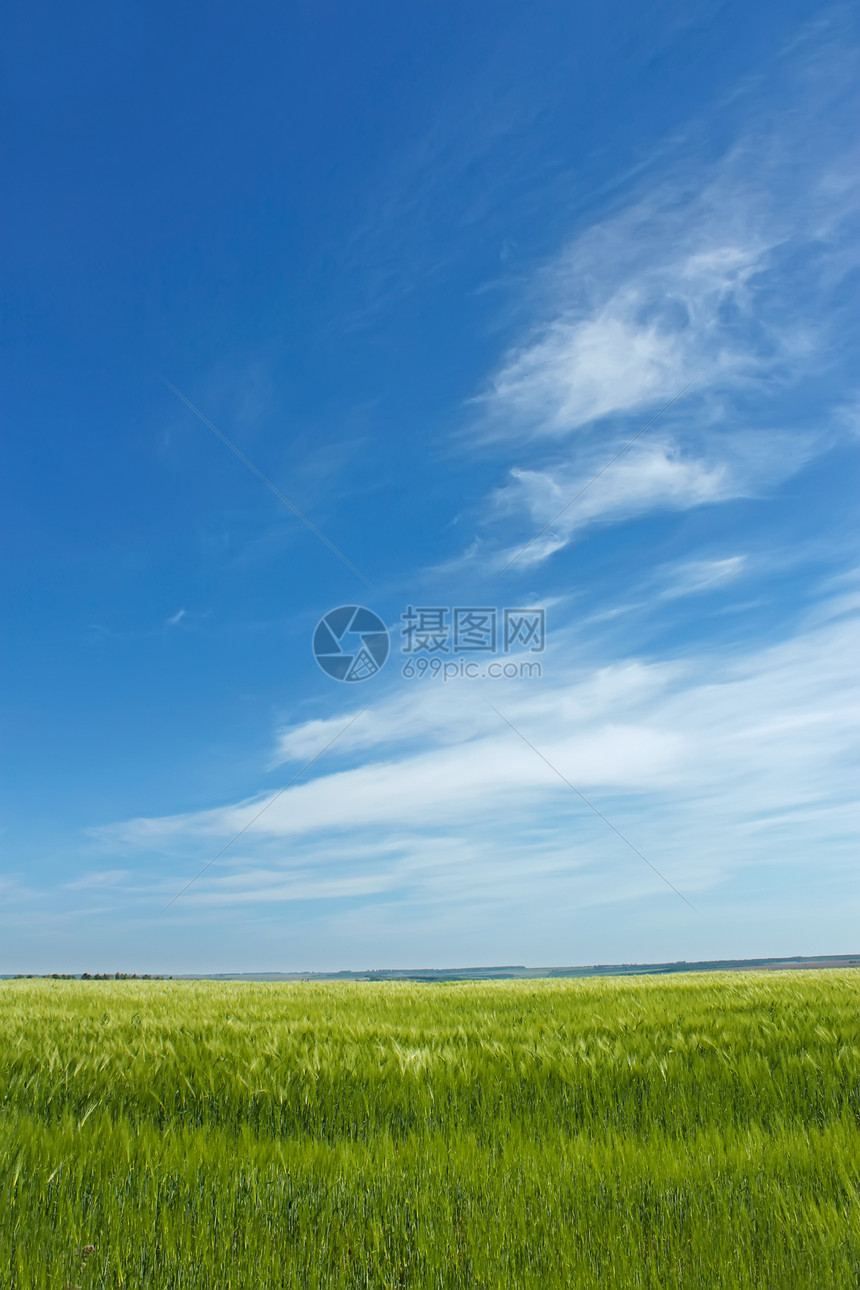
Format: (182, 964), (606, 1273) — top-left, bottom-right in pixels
(657, 556), (747, 600)
(478, 240), (764, 441)
(493, 441), (731, 540)
(458, 51), (860, 572)
(91, 589), (860, 926)
(485, 428), (817, 569)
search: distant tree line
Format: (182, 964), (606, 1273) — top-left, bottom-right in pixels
(13, 973), (173, 980)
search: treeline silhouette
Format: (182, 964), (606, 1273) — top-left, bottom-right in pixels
(13, 973), (172, 980)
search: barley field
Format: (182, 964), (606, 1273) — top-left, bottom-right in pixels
(1, 972), (859, 1288)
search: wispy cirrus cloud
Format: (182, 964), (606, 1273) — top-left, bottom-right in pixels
(87, 582), (860, 935)
(455, 33), (860, 574)
(485, 428), (818, 567)
(657, 555), (748, 601)
(476, 243), (766, 443)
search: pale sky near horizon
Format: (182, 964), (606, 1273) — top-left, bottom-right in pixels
(2, 0), (859, 972)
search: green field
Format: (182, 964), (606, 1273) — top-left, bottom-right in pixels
(1, 973), (859, 1288)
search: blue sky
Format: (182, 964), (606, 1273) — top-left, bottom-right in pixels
(2, 0), (859, 972)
